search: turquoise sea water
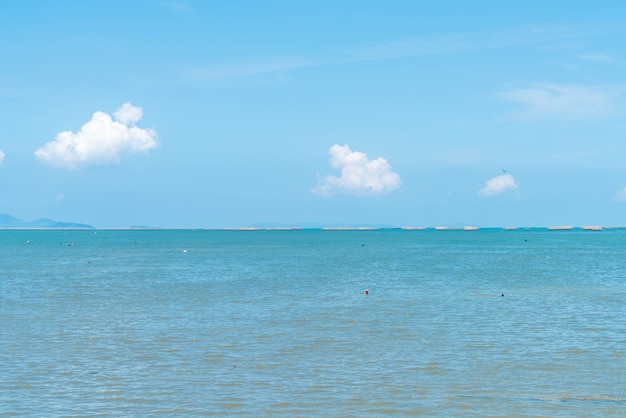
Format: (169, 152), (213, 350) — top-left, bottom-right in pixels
(1, 229), (625, 416)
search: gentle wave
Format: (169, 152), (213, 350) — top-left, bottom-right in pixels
(1, 229), (625, 415)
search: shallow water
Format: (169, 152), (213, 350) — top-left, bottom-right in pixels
(1, 229), (625, 416)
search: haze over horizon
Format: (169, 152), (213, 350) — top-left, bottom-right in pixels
(1, 1), (625, 228)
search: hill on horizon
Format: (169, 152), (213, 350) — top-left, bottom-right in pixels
(0, 214), (94, 229)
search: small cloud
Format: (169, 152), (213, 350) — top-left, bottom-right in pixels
(0, 150), (5, 165)
(613, 187), (626, 202)
(113, 102), (143, 125)
(35, 103), (158, 169)
(312, 144), (401, 196)
(500, 83), (618, 120)
(479, 173), (518, 196)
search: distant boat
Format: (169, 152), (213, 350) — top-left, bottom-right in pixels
(463, 226), (479, 231)
(322, 227), (377, 231)
(581, 226), (602, 231)
(547, 226), (573, 231)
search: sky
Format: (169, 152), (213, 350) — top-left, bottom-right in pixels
(1, 0), (625, 228)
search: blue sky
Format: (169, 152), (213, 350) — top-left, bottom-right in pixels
(1, 1), (625, 228)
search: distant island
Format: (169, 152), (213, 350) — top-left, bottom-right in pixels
(0, 214), (94, 229)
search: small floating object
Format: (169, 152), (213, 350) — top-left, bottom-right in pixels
(182, 249), (188, 253)
(547, 226), (573, 231)
(363, 289), (369, 296)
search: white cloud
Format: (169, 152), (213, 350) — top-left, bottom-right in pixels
(113, 102), (143, 125)
(500, 83), (618, 120)
(479, 173), (518, 196)
(35, 103), (158, 169)
(613, 187), (626, 202)
(0, 150), (5, 165)
(312, 144), (401, 196)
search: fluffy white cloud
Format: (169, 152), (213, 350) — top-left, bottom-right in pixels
(35, 103), (158, 169)
(500, 83), (618, 120)
(312, 144), (401, 196)
(0, 150), (5, 165)
(479, 173), (518, 196)
(613, 187), (626, 202)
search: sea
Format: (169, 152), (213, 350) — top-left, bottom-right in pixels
(1, 228), (625, 416)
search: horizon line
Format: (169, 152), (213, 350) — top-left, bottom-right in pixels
(1, 225), (624, 231)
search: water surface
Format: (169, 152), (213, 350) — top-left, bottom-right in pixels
(1, 229), (625, 415)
